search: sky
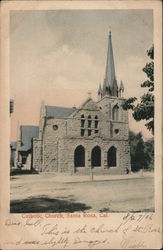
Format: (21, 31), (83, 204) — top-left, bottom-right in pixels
(10, 10), (153, 141)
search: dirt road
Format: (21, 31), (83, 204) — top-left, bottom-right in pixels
(10, 172), (154, 213)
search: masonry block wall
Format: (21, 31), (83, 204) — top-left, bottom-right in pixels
(32, 138), (42, 170)
(32, 96), (131, 174)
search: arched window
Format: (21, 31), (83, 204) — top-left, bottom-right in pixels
(112, 105), (119, 121)
(95, 115), (98, 129)
(88, 115), (92, 136)
(109, 103), (111, 119)
(81, 114), (85, 128)
(81, 129), (85, 136)
(107, 146), (117, 167)
(91, 146), (101, 167)
(88, 130), (91, 136)
(88, 115), (92, 128)
(74, 145), (85, 167)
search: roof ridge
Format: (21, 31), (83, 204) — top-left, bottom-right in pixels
(79, 97), (93, 108)
(45, 105), (75, 109)
(20, 125), (39, 128)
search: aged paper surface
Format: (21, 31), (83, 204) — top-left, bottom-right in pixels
(0, 0), (162, 249)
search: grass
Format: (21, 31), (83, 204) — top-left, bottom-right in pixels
(10, 196), (91, 213)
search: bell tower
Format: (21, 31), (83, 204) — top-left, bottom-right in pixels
(97, 30), (129, 130)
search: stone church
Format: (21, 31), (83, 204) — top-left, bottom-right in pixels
(32, 31), (131, 174)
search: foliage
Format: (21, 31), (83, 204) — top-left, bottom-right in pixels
(122, 45), (154, 134)
(129, 130), (154, 172)
(144, 138), (154, 170)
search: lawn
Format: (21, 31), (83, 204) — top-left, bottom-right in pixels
(10, 172), (154, 213)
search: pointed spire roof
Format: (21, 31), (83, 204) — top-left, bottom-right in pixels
(98, 83), (102, 95)
(120, 80), (124, 91)
(105, 30), (116, 88)
(99, 30), (124, 98)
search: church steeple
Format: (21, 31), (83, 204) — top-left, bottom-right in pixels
(102, 30), (119, 97)
(105, 30), (116, 88)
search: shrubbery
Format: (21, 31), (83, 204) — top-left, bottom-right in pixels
(129, 130), (154, 172)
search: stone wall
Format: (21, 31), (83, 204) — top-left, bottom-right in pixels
(97, 95), (128, 123)
(42, 141), (58, 172)
(41, 118), (66, 171)
(32, 95), (131, 174)
(57, 137), (131, 174)
(67, 109), (103, 138)
(32, 138), (42, 171)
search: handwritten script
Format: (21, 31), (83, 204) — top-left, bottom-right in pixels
(2, 213), (161, 249)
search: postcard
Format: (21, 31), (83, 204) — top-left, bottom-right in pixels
(0, 0), (162, 249)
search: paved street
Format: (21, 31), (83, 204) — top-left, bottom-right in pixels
(10, 172), (154, 213)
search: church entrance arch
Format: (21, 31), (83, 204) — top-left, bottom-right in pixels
(74, 145), (85, 167)
(107, 146), (117, 167)
(91, 146), (101, 167)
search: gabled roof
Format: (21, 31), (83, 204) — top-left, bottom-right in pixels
(79, 98), (99, 111)
(10, 141), (17, 150)
(19, 125), (39, 152)
(45, 105), (76, 118)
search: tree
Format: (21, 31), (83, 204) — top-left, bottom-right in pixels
(144, 138), (154, 170)
(129, 130), (154, 172)
(129, 131), (145, 172)
(122, 45), (154, 134)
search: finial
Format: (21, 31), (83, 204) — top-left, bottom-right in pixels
(98, 83), (102, 95)
(109, 25), (111, 35)
(120, 80), (124, 91)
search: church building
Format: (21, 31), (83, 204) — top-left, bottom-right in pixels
(32, 31), (131, 174)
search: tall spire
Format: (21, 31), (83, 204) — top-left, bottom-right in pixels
(97, 30), (124, 99)
(105, 30), (116, 88)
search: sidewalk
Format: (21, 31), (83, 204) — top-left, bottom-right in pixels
(40, 171), (154, 183)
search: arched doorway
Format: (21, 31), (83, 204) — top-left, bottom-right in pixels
(107, 146), (117, 167)
(91, 146), (101, 167)
(74, 145), (85, 167)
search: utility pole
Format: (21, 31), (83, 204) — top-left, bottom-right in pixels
(90, 166), (94, 181)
